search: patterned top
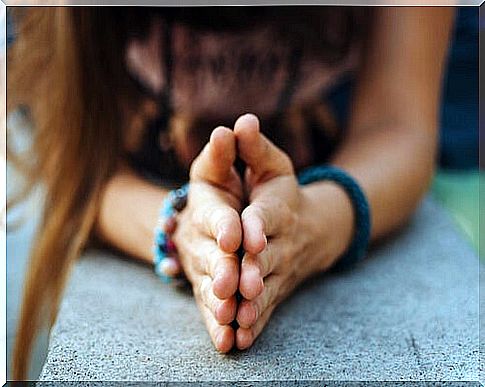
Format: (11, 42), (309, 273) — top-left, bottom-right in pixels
(124, 8), (369, 183)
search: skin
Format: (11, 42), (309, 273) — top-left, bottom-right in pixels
(173, 127), (243, 351)
(96, 8), (454, 352)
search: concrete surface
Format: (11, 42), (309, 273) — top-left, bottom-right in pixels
(39, 197), (479, 382)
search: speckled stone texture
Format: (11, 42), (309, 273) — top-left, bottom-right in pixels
(40, 198), (479, 382)
(30, 382), (482, 387)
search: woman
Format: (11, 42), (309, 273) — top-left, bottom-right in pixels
(8, 7), (453, 379)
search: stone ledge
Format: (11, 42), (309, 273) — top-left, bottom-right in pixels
(40, 198), (479, 382)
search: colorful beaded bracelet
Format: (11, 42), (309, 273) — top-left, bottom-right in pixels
(153, 184), (189, 283)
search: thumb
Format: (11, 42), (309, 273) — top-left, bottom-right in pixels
(190, 126), (238, 188)
(234, 113), (293, 184)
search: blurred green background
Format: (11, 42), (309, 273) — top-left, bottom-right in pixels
(431, 170), (482, 259)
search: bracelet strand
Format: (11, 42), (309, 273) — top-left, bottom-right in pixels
(153, 184), (189, 283)
(297, 165), (371, 270)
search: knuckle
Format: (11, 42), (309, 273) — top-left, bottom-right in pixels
(260, 289), (273, 316)
(205, 243), (222, 276)
(287, 210), (298, 229)
(279, 152), (293, 172)
(189, 149), (208, 180)
(199, 276), (211, 302)
(189, 158), (201, 180)
(268, 149), (293, 175)
(277, 201), (297, 231)
(210, 207), (229, 228)
(197, 205), (211, 226)
(268, 280), (282, 306)
(222, 252), (238, 266)
(175, 209), (192, 235)
(226, 206), (239, 220)
(258, 199), (283, 233)
(171, 222), (188, 252)
(192, 278), (202, 298)
(280, 244), (292, 266)
(252, 299), (261, 320)
(282, 272), (298, 299)
(263, 298), (273, 316)
(278, 243), (293, 269)
(278, 200), (291, 219)
(260, 248), (273, 276)
(192, 205), (212, 231)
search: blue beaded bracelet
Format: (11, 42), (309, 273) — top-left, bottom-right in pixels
(297, 166), (371, 270)
(153, 184), (189, 283)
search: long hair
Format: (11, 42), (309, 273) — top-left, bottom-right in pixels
(7, 7), (363, 379)
(7, 8), (146, 378)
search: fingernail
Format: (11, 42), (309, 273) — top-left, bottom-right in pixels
(262, 233), (267, 247)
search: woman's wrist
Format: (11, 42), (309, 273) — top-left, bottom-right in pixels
(297, 181), (355, 276)
(95, 165), (170, 264)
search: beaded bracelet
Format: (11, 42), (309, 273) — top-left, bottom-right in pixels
(153, 184), (189, 283)
(297, 165), (371, 271)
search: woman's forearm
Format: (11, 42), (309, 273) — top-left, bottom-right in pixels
(300, 8), (454, 271)
(332, 7), (453, 241)
(95, 163), (168, 263)
(333, 122), (436, 240)
(299, 122), (437, 273)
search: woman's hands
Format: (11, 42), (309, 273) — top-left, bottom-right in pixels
(174, 114), (352, 353)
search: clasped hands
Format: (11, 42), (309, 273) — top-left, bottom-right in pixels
(172, 113), (332, 352)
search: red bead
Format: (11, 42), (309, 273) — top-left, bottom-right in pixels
(163, 217), (177, 234)
(166, 239), (176, 253)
